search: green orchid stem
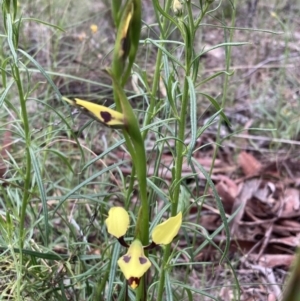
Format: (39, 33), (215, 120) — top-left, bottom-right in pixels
(156, 75), (190, 301)
(156, 12), (193, 301)
(109, 71), (149, 299)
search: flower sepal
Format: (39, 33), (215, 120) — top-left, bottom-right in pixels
(151, 211), (182, 245)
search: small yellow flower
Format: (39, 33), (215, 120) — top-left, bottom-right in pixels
(152, 212), (182, 245)
(105, 207), (130, 238)
(118, 239), (151, 289)
(90, 24), (98, 34)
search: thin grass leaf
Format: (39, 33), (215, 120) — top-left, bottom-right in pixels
(162, 75), (178, 117)
(41, 149), (74, 174)
(186, 76), (197, 164)
(145, 39), (184, 69)
(0, 245), (68, 260)
(0, 57), (10, 88)
(82, 138), (125, 171)
(29, 147), (49, 246)
(196, 109), (222, 138)
(21, 17), (64, 31)
(191, 158), (230, 263)
(152, 0), (178, 28)
(6, 14), (18, 63)
(140, 39), (184, 46)
(33, 97), (85, 160)
(184, 288), (193, 301)
(183, 223), (241, 300)
(82, 117), (176, 171)
(107, 242), (121, 301)
(195, 42), (249, 61)
(0, 80), (14, 108)
(24, 68), (113, 90)
(193, 204), (240, 254)
(172, 282), (219, 301)
(147, 178), (169, 203)
(165, 272), (173, 301)
(53, 160), (125, 213)
(199, 92), (231, 126)
(162, 52), (170, 80)
(58, 281), (69, 301)
(199, 23), (282, 34)
(149, 203), (171, 233)
(191, 55), (200, 82)
(180, 21), (193, 65)
(196, 70), (234, 87)
(18, 49), (61, 98)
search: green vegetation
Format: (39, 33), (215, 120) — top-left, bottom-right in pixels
(0, 0), (299, 300)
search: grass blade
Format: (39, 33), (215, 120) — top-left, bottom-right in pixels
(29, 147), (49, 246)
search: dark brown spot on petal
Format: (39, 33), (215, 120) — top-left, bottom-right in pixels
(100, 111), (112, 123)
(128, 277), (140, 289)
(123, 255), (131, 263)
(139, 257), (148, 264)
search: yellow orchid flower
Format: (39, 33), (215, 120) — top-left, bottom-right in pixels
(105, 207), (182, 289)
(118, 239), (151, 289)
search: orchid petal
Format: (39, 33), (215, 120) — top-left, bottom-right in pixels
(105, 207), (130, 238)
(152, 211), (182, 245)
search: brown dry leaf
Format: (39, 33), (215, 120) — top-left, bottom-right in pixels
(230, 179), (260, 236)
(252, 182), (281, 217)
(268, 293), (277, 301)
(251, 254), (295, 268)
(233, 222), (265, 241)
(219, 286), (233, 301)
(199, 213), (221, 231)
(216, 175), (239, 213)
(269, 234), (300, 248)
(238, 151), (262, 176)
(273, 220), (300, 238)
(281, 188), (300, 218)
(254, 182), (276, 203)
(275, 220), (300, 233)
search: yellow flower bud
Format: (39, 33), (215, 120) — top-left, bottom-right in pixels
(90, 24), (98, 34)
